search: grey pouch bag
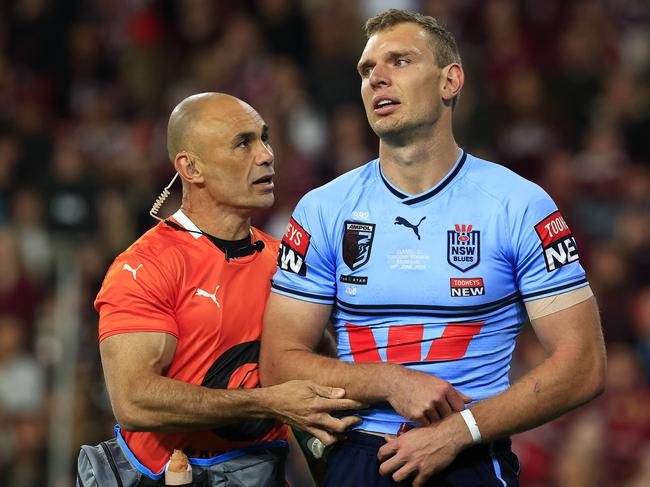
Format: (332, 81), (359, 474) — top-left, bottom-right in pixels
(77, 437), (144, 487)
(77, 435), (279, 486)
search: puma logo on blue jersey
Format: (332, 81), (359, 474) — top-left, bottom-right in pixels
(394, 216), (426, 240)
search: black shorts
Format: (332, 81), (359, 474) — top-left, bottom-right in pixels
(323, 431), (519, 487)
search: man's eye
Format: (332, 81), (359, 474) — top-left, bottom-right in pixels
(396, 58), (409, 66)
(238, 140), (249, 148)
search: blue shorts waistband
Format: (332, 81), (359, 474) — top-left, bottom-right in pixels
(114, 424), (288, 479)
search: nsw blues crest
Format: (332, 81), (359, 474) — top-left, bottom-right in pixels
(343, 221), (375, 270)
(447, 224), (480, 272)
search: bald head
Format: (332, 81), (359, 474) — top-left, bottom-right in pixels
(167, 92), (252, 162)
(164, 92), (274, 220)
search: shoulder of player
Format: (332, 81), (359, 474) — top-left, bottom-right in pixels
(463, 154), (549, 207)
(298, 160), (375, 209)
(108, 223), (187, 276)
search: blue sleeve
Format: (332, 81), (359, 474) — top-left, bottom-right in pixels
(271, 191), (337, 304)
(508, 187), (588, 301)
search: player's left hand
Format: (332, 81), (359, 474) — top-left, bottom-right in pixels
(377, 413), (472, 487)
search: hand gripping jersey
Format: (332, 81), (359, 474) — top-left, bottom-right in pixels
(272, 151), (589, 434)
(95, 210), (287, 474)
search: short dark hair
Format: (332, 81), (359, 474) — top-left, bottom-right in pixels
(364, 9), (462, 68)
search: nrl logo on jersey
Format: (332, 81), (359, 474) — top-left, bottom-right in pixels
(447, 224), (480, 272)
(342, 221), (376, 271)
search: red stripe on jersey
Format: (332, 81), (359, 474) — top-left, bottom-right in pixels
(345, 324), (382, 362)
(424, 323), (484, 361)
(386, 324), (424, 362)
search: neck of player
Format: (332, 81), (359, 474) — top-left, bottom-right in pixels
(180, 195), (252, 241)
(379, 114), (460, 196)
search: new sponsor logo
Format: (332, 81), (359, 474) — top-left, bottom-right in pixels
(278, 217), (311, 275)
(450, 277), (485, 297)
(534, 211), (580, 272)
(342, 221), (376, 271)
(447, 224), (480, 272)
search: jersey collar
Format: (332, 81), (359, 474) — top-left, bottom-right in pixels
(170, 209), (202, 238)
(378, 150), (467, 206)
(168, 209), (261, 263)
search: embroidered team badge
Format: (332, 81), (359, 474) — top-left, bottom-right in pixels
(447, 224), (480, 272)
(534, 211), (579, 272)
(342, 221), (376, 271)
(278, 217), (310, 275)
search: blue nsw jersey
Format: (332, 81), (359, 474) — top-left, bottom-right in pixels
(271, 151), (589, 434)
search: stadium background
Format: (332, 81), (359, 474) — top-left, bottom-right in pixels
(0, 0), (648, 485)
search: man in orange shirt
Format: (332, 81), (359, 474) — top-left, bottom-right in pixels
(78, 93), (362, 486)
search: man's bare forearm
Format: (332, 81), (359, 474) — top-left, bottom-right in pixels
(261, 295), (398, 403)
(101, 330), (364, 440)
(114, 374), (278, 432)
(376, 337), (607, 481)
(465, 345), (605, 447)
(466, 300), (606, 445)
(262, 348), (397, 404)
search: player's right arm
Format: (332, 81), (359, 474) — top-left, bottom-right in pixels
(100, 330), (363, 445)
(260, 293), (470, 425)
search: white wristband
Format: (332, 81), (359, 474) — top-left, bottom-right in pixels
(460, 409), (482, 444)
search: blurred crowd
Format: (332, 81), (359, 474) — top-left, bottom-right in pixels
(0, 0), (647, 485)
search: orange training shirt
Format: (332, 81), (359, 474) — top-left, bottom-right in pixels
(95, 210), (287, 473)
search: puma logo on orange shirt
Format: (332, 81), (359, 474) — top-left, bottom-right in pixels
(195, 285), (221, 307)
(122, 263), (143, 280)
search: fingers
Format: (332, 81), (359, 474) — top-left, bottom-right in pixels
(310, 383), (346, 399)
(306, 427), (341, 447)
(296, 413), (360, 447)
(423, 410), (437, 425)
(377, 438), (398, 462)
(413, 471), (434, 487)
(380, 455), (436, 487)
(338, 415), (363, 430)
(412, 411), (431, 426)
(295, 414), (355, 445)
(318, 398), (367, 411)
(395, 379), (470, 423)
(313, 413), (361, 434)
(422, 390), (457, 423)
(309, 383), (366, 410)
(392, 463), (418, 484)
(447, 389), (468, 412)
(378, 449), (406, 476)
(435, 399), (452, 419)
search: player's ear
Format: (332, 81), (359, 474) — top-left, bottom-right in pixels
(175, 152), (204, 184)
(440, 63), (464, 106)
